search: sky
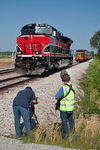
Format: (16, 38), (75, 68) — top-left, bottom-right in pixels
(0, 0), (100, 53)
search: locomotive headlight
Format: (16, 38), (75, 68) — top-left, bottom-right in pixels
(32, 56), (35, 60)
(18, 51), (21, 54)
(16, 46), (22, 55)
(36, 51), (39, 55)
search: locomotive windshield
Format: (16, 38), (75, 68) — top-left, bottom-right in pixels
(21, 28), (35, 35)
(21, 24), (52, 35)
(35, 27), (52, 35)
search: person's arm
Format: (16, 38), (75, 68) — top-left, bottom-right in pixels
(31, 91), (38, 104)
(55, 87), (64, 101)
(32, 97), (38, 104)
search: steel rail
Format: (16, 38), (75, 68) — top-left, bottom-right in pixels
(0, 75), (24, 83)
(0, 68), (14, 74)
(0, 78), (33, 90)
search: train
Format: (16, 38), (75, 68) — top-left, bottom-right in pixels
(75, 49), (92, 62)
(15, 23), (73, 75)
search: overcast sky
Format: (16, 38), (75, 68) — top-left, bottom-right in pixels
(0, 0), (100, 53)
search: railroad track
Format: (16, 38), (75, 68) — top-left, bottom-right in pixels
(0, 75), (34, 90)
(0, 68), (14, 74)
(0, 61), (79, 90)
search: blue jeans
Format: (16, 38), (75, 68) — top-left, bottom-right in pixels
(13, 106), (30, 137)
(60, 111), (75, 138)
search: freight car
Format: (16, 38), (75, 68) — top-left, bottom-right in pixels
(75, 49), (92, 62)
(15, 23), (73, 75)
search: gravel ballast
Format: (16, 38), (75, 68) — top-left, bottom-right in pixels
(0, 60), (92, 150)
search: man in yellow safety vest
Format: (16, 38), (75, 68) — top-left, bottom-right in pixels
(55, 70), (75, 139)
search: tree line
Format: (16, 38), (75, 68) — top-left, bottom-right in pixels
(90, 30), (100, 59)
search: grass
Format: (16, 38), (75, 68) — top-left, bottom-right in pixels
(19, 121), (100, 149)
(10, 59), (100, 149)
(79, 59), (100, 116)
(0, 57), (14, 69)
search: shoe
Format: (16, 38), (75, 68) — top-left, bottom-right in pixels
(16, 136), (21, 140)
(72, 133), (78, 142)
(62, 134), (69, 139)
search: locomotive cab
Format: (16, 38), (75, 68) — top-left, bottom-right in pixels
(15, 23), (73, 75)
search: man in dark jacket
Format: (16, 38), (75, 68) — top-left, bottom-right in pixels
(13, 86), (38, 137)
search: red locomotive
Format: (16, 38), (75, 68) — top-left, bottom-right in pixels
(15, 23), (73, 74)
(75, 49), (92, 62)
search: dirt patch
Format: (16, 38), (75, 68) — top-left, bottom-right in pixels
(0, 58), (14, 69)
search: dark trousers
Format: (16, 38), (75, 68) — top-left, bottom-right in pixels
(60, 111), (75, 138)
(13, 106), (30, 137)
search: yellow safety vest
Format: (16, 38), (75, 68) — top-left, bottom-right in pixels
(60, 84), (75, 111)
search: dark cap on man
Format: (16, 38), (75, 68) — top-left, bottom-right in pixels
(60, 69), (70, 82)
